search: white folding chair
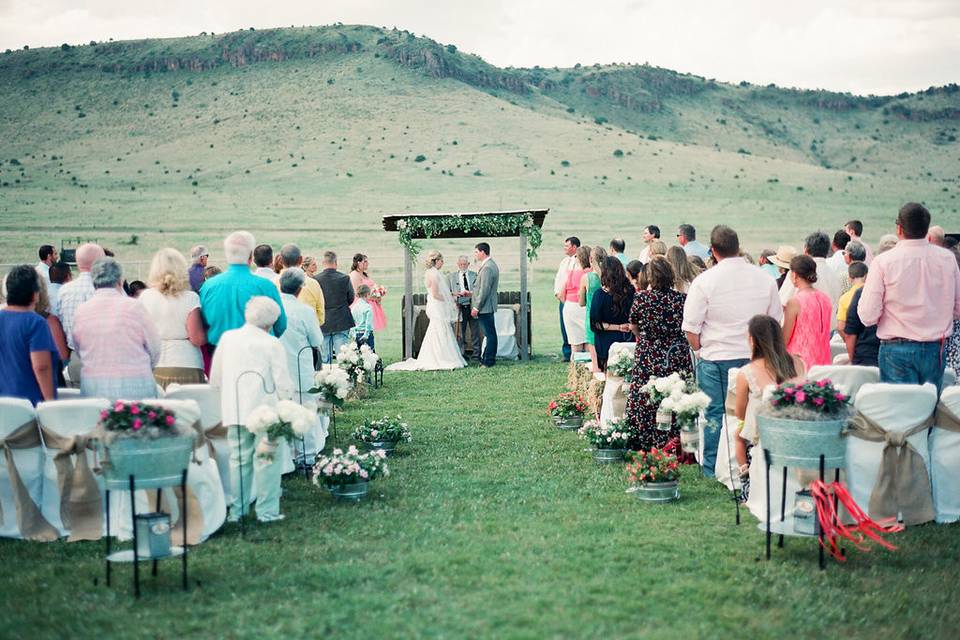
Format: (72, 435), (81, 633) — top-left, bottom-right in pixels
(0, 398), (44, 539)
(847, 383), (937, 525)
(830, 335), (847, 361)
(164, 384), (231, 503)
(36, 398), (110, 536)
(56, 388), (83, 399)
(832, 353), (850, 365)
(715, 368), (741, 491)
(138, 399), (226, 543)
(931, 387), (960, 523)
(807, 365), (880, 399)
(944, 368), (957, 388)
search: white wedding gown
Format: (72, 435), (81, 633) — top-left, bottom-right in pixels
(387, 267), (466, 371)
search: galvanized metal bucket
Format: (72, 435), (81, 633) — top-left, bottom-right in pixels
(554, 416), (583, 430)
(757, 415), (847, 470)
(593, 448), (627, 464)
(367, 440), (397, 455)
(329, 481), (369, 502)
(633, 480), (680, 503)
(99, 435), (194, 490)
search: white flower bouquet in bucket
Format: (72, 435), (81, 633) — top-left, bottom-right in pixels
(606, 343), (636, 383)
(337, 341), (380, 398)
(660, 385), (710, 453)
(640, 372), (687, 430)
(352, 414), (412, 454)
(245, 400), (315, 462)
(312, 445), (390, 501)
(309, 366), (352, 408)
(578, 418), (632, 463)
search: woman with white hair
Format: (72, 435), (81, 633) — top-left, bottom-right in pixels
(139, 248), (208, 388)
(278, 268), (326, 466)
(387, 250), (465, 371)
(73, 257), (161, 400)
(210, 296), (294, 522)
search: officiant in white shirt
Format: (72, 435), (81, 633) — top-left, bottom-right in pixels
(448, 255), (481, 360)
(554, 236), (580, 362)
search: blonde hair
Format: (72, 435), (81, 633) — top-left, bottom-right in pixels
(666, 246), (699, 287)
(590, 246), (607, 272)
(425, 250), (443, 268)
(649, 240), (668, 257)
(35, 277), (51, 315)
(302, 256), (317, 272)
(148, 248), (190, 297)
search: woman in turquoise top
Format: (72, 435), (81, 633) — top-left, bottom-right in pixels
(579, 246), (607, 372)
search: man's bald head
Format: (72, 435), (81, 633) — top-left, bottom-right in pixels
(928, 225), (946, 247)
(75, 243), (105, 272)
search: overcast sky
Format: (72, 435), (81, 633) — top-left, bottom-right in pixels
(1, 1), (958, 95)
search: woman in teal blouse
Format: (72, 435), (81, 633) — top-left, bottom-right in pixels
(579, 246), (607, 372)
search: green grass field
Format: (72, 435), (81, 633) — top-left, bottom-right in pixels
(2, 361), (957, 639)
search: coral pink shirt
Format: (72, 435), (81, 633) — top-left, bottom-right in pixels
(564, 268), (587, 303)
(858, 239), (960, 342)
(786, 288), (832, 368)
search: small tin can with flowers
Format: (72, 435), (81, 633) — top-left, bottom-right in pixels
(547, 392), (588, 430)
(352, 414), (412, 455)
(578, 418), (631, 463)
(627, 447), (681, 503)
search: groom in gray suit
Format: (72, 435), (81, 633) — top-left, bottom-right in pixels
(470, 242), (499, 367)
(448, 255), (482, 360)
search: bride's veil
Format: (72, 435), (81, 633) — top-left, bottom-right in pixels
(425, 265), (458, 322)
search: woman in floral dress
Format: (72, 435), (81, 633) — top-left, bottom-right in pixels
(625, 256), (693, 450)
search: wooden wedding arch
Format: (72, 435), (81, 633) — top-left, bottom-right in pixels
(382, 209), (549, 361)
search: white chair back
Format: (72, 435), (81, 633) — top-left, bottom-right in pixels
(807, 365), (879, 398)
(944, 368), (957, 388)
(832, 353), (850, 365)
(847, 383), (937, 523)
(0, 398), (44, 539)
(163, 385), (222, 432)
(56, 388), (83, 399)
(829, 335), (847, 360)
(713, 368), (741, 491)
(931, 386), (960, 523)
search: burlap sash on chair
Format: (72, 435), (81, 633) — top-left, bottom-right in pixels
(934, 403), (960, 433)
(725, 390), (737, 417)
(847, 411), (935, 525)
(40, 428), (104, 541)
(605, 374), (628, 420)
(0, 420), (59, 541)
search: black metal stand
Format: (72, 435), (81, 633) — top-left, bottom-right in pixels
(764, 451), (835, 570)
(296, 344), (315, 479)
(104, 470), (188, 598)
(374, 359), (384, 388)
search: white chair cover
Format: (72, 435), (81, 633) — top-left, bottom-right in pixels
(0, 398), (44, 539)
(140, 398), (226, 542)
(806, 365), (880, 398)
(56, 388), (83, 399)
(482, 308), (519, 359)
(832, 353), (850, 365)
(931, 386), (960, 523)
(847, 383), (937, 523)
(36, 398), (110, 537)
(715, 368), (741, 491)
(830, 334), (847, 361)
(944, 368), (957, 388)
(163, 384), (231, 503)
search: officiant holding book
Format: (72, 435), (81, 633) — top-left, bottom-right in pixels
(448, 255), (481, 360)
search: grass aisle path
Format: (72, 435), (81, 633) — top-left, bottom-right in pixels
(2, 360), (958, 638)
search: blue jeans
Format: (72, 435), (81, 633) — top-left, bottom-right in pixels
(321, 331), (351, 365)
(478, 312), (497, 367)
(559, 302), (571, 362)
(879, 341), (945, 393)
(697, 357), (749, 478)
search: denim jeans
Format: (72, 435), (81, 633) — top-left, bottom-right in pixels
(697, 357), (749, 478)
(321, 330), (351, 365)
(879, 341), (946, 393)
(478, 312), (498, 367)
(559, 302), (572, 362)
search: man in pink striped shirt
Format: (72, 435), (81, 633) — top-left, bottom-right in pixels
(858, 202), (960, 390)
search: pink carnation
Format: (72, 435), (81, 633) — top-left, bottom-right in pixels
(813, 397), (825, 406)
(148, 411), (157, 419)
(132, 418), (143, 430)
(114, 401), (125, 412)
(795, 391), (806, 403)
(783, 387), (795, 395)
(100, 410), (109, 420)
(816, 379), (828, 388)
(834, 393), (846, 401)
(165, 415), (176, 426)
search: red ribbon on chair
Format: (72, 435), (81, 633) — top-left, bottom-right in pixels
(810, 480), (904, 562)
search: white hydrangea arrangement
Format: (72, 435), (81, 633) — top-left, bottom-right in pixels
(338, 341), (380, 386)
(644, 374), (711, 431)
(606, 343), (636, 379)
(309, 366), (352, 407)
(578, 418), (632, 450)
(245, 400), (315, 461)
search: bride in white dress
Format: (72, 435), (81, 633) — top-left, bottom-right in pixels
(387, 251), (466, 371)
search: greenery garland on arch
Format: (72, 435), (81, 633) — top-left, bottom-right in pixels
(396, 213), (543, 260)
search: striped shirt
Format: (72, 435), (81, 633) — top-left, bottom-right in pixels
(73, 289), (161, 379)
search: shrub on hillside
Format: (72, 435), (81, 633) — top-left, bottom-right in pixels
(414, 155), (426, 163)
(613, 149), (624, 158)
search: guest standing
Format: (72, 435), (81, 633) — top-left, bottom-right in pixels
(677, 224), (711, 261)
(315, 251), (355, 364)
(625, 260), (645, 291)
(0, 265), (57, 405)
(682, 225), (782, 477)
(554, 236), (580, 362)
(590, 257), (634, 371)
(200, 231), (286, 348)
(350, 285), (375, 347)
(188, 245), (209, 293)
(35, 279), (69, 383)
(782, 256), (832, 369)
(826, 230), (851, 273)
(843, 283), (880, 368)
(57, 243), (105, 384)
(845, 219), (873, 264)
(278, 244), (325, 330)
(626, 257), (692, 450)
(210, 297), (294, 523)
(858, 203), (960, 390)
(666, 246), (699, 293)
(471, 243), (500, 367)
(562, 246), (591, 356)
(349, 253), (387, 340)
(35, 244), (57, 284)
(448, 255), (481, 359)
(73, 258), (161, 400)
(139, 248), (207, 389)
(836, 261), (868, 343)
(778, 232), (842, 331)
(579, 246), (606, 371)
(253, 244), (278, 283)
(609, 238), (629, 266)
(46, 261), (71, 317)
(637, 226), (660, 264)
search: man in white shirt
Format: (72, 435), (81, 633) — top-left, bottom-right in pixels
(779, 231), (843, 331)
(682, 225), (782, 477)
(35, 244), (57, 284)
(637, 225), (660, 264)
(554, 236), (580, 362)
(47, 261), (71, 317)
(844, 219), (873, 265)
(677, 224), (711, 261)
(253, 243), (279, 283)
(825, 230), (850, 273)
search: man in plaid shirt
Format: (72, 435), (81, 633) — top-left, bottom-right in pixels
(56, 243), (105, 384)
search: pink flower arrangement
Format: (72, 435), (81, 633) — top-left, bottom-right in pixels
(99, 401), (181, 439)
(769, 379), (848, 414)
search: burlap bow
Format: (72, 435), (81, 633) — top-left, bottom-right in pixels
(725, 390), (737, 416)
(0, 420), (59, 541)
(847, 411), (935, 526)
(934, 402), (960, 433)
(41, 428), (104, 541)
(605, 374), (628, 420)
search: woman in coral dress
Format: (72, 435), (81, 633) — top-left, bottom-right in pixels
(782, 255), (832, 369)
(350, 253), (387, 335)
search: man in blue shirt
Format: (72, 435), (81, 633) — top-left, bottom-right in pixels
(200, 231), (286, 345)
(677, 224), (711, 261)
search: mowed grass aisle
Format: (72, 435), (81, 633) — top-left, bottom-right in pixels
(2, 360), (958, 638)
